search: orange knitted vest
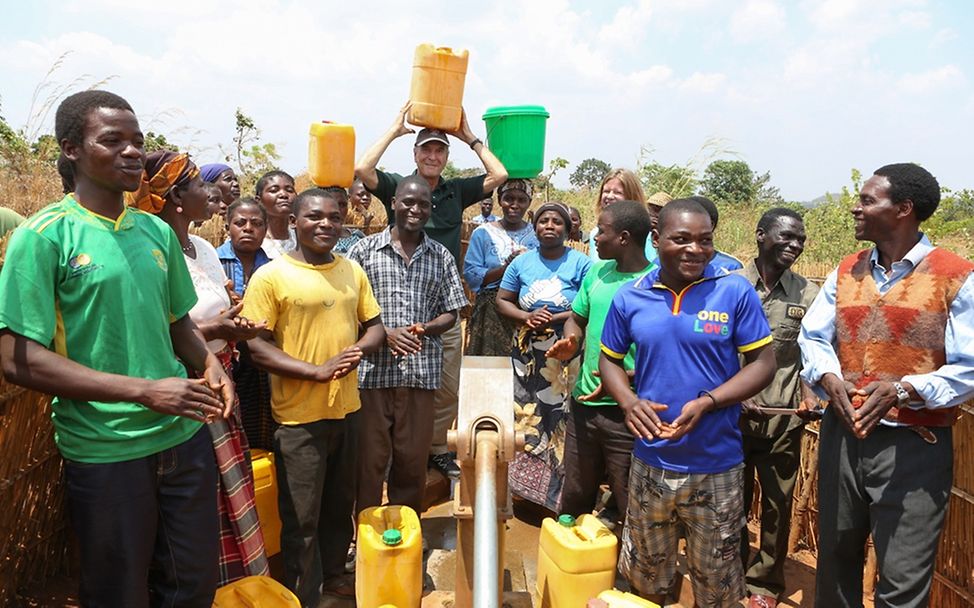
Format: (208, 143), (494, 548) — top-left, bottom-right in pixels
(835, 246), (973, 426)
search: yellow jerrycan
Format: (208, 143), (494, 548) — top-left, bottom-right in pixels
(356, 505), (423, 608)
(249, 449), (281, 557)
(212, 575), (300, 607)
(407, 44), (469, 131)
(308, 121), (355, 187)
(537, 514), (618, 608)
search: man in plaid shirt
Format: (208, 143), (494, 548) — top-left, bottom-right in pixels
(347, 175), (468, 516)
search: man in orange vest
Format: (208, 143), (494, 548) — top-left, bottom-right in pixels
(799, 163), (974, 608)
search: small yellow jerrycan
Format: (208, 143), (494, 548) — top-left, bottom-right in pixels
(212, 575), (300, 607)
(597, 589), (661, 607)
(308, 121), (355, 188)
(249, 449), (281, 557)
(537, 514), (618, 608)
(355, 505), (422, 608)
(407, 44), (469, 131)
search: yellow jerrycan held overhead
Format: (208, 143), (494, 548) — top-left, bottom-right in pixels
(308, 121), (355, 188)
(356, 505), (423, 608)
(537, 514), (619, 608)
(407, 44), (469, 132)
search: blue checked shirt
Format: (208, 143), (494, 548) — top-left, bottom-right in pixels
(346, 228), (469, 390)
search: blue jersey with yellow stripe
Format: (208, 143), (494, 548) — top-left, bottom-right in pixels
(601, 265), (772, 473)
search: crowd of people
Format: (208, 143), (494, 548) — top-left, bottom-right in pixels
(0, 89), (971, 608)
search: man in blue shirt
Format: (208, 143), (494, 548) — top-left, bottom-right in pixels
(600, 198), (776, 607)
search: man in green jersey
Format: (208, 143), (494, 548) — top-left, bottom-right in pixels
(548, 200), (654, 523)
(0, 91), (232, 608)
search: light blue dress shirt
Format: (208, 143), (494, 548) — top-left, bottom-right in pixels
(798, 235), (974, 416)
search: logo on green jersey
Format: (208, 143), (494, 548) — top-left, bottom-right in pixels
(68, 253), (91, 269)
(66, 252), (101, 280)
(151, 249), (168, 271)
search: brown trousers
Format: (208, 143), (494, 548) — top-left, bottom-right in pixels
(356, 387), (436, 516)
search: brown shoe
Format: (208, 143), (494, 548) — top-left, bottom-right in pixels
(748, 594), (778, 608)
(322, 574), (355, 599)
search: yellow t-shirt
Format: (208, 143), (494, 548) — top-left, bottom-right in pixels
(242, 254), (381, 424)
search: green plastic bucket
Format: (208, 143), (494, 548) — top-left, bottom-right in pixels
(482, 105), (549, 179)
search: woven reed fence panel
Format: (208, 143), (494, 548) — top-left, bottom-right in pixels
(0, 379), (72, 605)
(930, 405), (974, 607)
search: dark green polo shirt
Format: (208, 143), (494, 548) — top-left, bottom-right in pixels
(369, 169), (486, 262)
(735, 260), (820, 437)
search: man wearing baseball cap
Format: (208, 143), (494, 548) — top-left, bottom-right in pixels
(355, 102), (507, 479)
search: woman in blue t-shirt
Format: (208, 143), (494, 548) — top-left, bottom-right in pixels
(463, 179), (539, 356)
(496, 202), (591, 512)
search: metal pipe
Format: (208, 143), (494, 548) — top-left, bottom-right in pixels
(474, 430), (499, 608)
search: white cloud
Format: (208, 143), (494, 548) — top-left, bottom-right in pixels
(730, 0), (787, 42)
(597, 0), (655, 48)
(898, 65), (964, 93)
(929, 27), (957, 48)
(627, 65), (674, 88)
(898, 10), (932, 28)
(679, 72), (727, 93)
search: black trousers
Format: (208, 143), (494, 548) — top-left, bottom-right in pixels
(815, 408), (952, 608)
(559, 400), (635, 520)
(274, 411), (359, 607)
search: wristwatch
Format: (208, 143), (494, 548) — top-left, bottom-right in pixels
(891, 382), (910, 407)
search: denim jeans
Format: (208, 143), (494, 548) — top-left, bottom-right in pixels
(64, 426), (219, 608)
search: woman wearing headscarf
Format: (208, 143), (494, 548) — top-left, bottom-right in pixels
(200, 163), (241, 214)
(495, 202), (591, 512)
(463, 179), (539, 356)
(127, 150), (269, 585)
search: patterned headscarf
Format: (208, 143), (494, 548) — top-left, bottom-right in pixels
(126, 151), (200, 214)
(497, 178), (533, 199)
(200, 163), (232, 183)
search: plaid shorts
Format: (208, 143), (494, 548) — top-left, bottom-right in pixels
(620, 458), (746, 607)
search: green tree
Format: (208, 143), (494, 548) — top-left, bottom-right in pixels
(534, 157), (569, 201)
(143, 131), (174, 153)
(569, 158), (611, 189)
(221, 108), (282, 194)
(801, 168), (861, 266)
(30, 134), (59, 162)
(441, 161), (480, 181)
(752, 170), (785, 206)
(640, 162), (698, 198)
(700, 159), (756, 205)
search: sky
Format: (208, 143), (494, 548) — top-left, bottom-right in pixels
(1, 0), (972, 202)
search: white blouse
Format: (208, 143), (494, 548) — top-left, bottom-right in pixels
(184, 234), (232, 353)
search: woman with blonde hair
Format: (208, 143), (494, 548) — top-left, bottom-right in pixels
(587, 169), (648, 261)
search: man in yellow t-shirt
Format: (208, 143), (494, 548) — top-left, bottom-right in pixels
(242, 189), (384, 604)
